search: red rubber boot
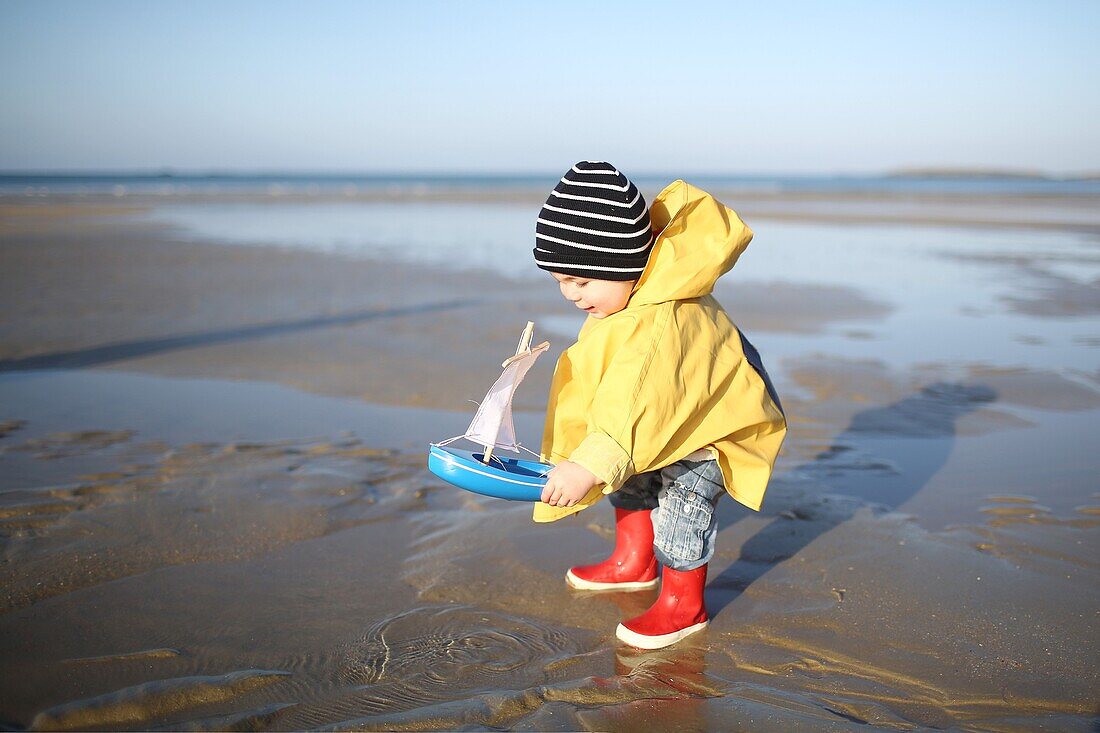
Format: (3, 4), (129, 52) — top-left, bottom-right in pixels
(566, 508), (659, 590)
(615, 564), (709, 649)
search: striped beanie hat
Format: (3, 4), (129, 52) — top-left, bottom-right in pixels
(533, 161), (653, 281)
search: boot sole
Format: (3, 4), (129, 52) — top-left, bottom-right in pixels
(565, 569), (659, 591)
(615, 620), (709, 649)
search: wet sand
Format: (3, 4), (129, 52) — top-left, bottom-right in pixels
(1, 202), (1098, 730)
(0, 206), (564, 411)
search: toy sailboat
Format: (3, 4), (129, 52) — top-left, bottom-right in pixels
(427, 321), (554, 501)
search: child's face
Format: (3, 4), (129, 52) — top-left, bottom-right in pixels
(550, 273), (636, 319)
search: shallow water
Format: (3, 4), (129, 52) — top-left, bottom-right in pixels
(150, 202), (1100, 374)
(149, 201), (540, 278)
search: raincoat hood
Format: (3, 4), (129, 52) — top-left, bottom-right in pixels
(630, 179), (753, 306)
(534, 180), (787, 523)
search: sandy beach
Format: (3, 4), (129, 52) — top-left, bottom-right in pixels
(1, 194), (1098, 730)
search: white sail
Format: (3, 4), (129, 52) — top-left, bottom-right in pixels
(464, 345), (546, 452)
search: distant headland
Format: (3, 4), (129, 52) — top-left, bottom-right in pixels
(888, 167), (1100, 181)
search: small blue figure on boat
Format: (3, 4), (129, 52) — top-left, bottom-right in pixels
(428, 322), (553, 501)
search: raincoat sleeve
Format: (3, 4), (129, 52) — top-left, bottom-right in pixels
(532, 308), (674, 523)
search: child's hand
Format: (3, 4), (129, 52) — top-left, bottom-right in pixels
(541, 461), (601, 507)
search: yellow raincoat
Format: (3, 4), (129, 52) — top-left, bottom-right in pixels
(533, 180), (787, 523)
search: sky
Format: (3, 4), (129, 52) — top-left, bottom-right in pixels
(1, 0), (1098, 175)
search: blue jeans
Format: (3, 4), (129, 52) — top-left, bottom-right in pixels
(608, 459), (725, 571)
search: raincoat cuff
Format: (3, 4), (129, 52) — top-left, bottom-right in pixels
(568, 432), (634, 493)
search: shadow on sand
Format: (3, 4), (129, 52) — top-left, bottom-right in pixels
(0, 299), (482, 372)
(707, 381), (997, 617)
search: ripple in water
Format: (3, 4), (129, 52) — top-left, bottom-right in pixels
(346, 605), (573, 684)
(281, 604), (581, 728)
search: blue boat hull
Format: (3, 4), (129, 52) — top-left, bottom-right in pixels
(427, 444), (551, 502)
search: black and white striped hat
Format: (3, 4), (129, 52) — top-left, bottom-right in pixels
(533, 161), (653, 281)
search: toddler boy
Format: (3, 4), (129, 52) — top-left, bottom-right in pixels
(533, 161), (787, 649)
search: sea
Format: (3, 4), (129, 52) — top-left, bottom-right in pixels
(3, 171), (1100, 197)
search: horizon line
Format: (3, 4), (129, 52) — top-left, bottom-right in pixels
(2, 166), (1098, 181)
